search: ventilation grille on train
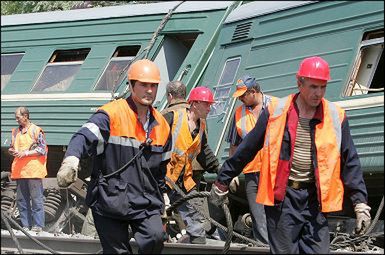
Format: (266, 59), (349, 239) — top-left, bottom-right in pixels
(231, 22), (252, 41)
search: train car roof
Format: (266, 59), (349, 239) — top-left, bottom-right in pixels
(1, 1), (234, 26)
(224, 1), (316, 24)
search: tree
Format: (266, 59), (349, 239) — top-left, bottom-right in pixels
(1, 1), (158, 15)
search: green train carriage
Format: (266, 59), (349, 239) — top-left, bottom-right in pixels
(1, 1), (240, 178)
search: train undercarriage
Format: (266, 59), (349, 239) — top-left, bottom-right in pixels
(1, 171), (383, 254)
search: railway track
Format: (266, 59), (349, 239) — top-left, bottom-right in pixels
(2, 229), (379, 254)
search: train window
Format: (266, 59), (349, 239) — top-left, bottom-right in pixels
(31, 48), (90, 92)
(208, 57), (241, 118)
(1, 53), (24, 91)
(153, 33), (199, 106)
(344, 30), (384, 96)
(94, 46), (140, 91)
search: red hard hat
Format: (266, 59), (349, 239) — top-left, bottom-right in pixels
(297, 56), (331, 81)
(188, 86), (215, 104)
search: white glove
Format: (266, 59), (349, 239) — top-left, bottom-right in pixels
(210, 183), (229, 207)
(57, 156), (80, 188)
(354, 203), (371, 235)
(229, 176), (239, 193)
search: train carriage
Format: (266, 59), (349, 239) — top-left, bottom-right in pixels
(1, 1), (240, 178)
(1, 1), (383, 253)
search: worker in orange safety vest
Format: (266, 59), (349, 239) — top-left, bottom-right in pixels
(162, 84), (219, 244)
(225, 75), (276, 244)
(211, 56), (371, 253)
(9, 106), (48, 233)
(57, 59), (172, 254)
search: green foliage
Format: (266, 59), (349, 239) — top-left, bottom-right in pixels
(1, 1), (156, 15)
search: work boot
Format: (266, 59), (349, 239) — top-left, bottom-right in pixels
(31, 226), (42, 232)
(190, 236), (206, 244)
(177, 234), (190, 243)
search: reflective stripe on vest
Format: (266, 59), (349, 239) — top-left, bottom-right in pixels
(234, 105), (262, 174)
(99, 99), (170, 159)
(256, 94), (345, 212)
(11, 123), (47, 179)
(166, 109), (205, 192)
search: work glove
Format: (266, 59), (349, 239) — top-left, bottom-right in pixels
(354, 203), (371, 235)
(57, 156), (80, 188)
(210, 181), (229, 208)
(229, 176), (239, 193)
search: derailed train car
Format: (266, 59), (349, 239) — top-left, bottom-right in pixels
(1, 1), (384, 253)
(1, 0), (239, 175)
(0, 0), (240, 237)
(200, 0), (384, 236)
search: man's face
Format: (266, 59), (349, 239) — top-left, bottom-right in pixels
(192, 101), (212, 119)
(298, 78), (327, 108)
(239, 90), (256, 107)
(131, 81), (158, 106)
(15, 111), (28, 127)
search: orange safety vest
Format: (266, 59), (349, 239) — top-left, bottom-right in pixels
(11, 123), (48, 179)
(99, 98), (170, 147)
(166, 108), (206, 192)
(234, 105), (263, 174)
(256, 94), (346, 212)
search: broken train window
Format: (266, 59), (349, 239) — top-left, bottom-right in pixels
(344, 30), (384, 96)
(31, 48), (90, 92)
(94, 46), (140, 92)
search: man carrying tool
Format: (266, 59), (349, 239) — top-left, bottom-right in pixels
(225, 75), (273, 244)
(211, 56), (371, 253)
(162, 83), (219, 244)
(57, 59), (172, 254)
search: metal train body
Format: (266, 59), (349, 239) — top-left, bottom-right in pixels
(1, 0), (384, 243)
(1, 1), (240, 178)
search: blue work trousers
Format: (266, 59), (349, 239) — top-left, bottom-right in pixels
(168, 188), (206, 239)
(265, 185), (330, 254)
(16, 178), (45, 228)
(245, 172), (269, 244)
(92, 211), (164, 254)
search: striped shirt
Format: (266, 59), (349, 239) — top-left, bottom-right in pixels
(289, 117), (314, 182)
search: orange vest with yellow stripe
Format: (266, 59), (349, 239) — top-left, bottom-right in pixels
(256, 94), (346, 212)
(11, 123), (47, 179)
(234, 105), (263, 174)
(99, 99), (170, 147)
(166, 109), (206, 192)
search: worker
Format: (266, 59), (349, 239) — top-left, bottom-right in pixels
(210, 56), (371, 253)
(225, 75), (273, 244)
(162, 84), (220, 244)
(9, 106), (48, 232)
(57, 59), (172, 254)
